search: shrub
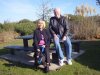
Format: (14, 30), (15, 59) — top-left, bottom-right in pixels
(68, 14), (84, 22)
(69, 17), (99, 40)
(15, 22), (36, 35)
(18, 19), (32, 23)
(0, 24), (3, 32)
(2, 23), (15, 31)
(0, 19), (37, 35)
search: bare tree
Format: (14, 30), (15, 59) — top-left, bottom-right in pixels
(36, 0), (53, 21)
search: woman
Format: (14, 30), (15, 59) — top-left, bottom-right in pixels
(33, 19), (50, 72)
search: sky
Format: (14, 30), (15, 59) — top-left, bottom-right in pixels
(0, 0), (99, 23)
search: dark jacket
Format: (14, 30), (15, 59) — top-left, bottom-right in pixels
(49, 16), (69, 39)
(33, 28), (50, 49)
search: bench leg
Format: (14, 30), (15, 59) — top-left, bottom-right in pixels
(23, 39), (28, 47)
(74, 43), (80, 53)
(52, 52), (58, 63)
(10, 50), (15, 55)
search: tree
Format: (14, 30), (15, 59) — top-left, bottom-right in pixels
(75, 4), (96, 16)
(96, 0), (100, 5)
(36, 0), (53, 21)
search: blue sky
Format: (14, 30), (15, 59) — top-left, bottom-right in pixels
(0, 0), (99, 23)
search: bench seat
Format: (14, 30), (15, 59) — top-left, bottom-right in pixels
(4, 46), (34, 54)
(4, 46), (34, 51)
(50, 39), (81, 52)
(4, 40), (81, 55)
(4, 46), (56, 54)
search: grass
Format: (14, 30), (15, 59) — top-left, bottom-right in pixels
(0, 40), (100, 75)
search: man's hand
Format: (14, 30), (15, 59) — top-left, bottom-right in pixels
(62, 36), (67, 41)
(54, 34), (58, 40)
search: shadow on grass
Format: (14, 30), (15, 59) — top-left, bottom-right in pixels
(3, 60), (36, 69)
(1, 40), (100, 73)
(75, 40), (100, 71)
(0, 48), (10, 55)
(0, 48), (47, 73)
(3, 60), (47, 73)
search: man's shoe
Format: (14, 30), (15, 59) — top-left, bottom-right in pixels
(67, 59), (72, 65)
(59, 59), (64, 66)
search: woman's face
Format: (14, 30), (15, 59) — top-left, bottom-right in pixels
(37, 21), (44, 29)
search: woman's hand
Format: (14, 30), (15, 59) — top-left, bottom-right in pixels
(37, 49), (40, 52)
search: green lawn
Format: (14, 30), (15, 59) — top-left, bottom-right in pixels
(0, 40), (100, 75)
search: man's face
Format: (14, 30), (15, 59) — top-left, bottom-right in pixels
(54, 8), (61, 18)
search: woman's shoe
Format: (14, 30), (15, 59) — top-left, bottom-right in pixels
(44, 64), (49, 73)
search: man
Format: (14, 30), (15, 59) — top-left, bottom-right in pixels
(49, 8), (72, 66)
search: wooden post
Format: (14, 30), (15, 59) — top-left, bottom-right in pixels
(10, 50), (15, 55)
(23, 39), (28, 47)
(52, 52), (58, 63)
(73, 42), (80, 53)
